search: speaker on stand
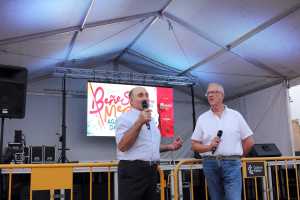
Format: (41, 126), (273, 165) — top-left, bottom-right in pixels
(0, 65), (27, 161)
(0, 65), (27, 119)
(0, 65), (27, 198)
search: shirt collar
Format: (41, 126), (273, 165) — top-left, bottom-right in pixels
(209, 105), (228, 116)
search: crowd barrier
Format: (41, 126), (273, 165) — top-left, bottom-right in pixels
(172, 156), (300, 200)
(0, 162), (119, 200)
(0, 156), (299, 200)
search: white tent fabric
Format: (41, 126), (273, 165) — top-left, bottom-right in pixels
(291, 77), (300, 87)
(228, 83), (293, 155)
(0, 0), (299, 98)
(1, 0), (299, 160)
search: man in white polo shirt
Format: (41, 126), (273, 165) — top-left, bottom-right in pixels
(191, 83), (254, 200)
(116, 86), (183, 200)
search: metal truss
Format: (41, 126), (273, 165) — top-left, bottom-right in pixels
(53, 67), (195, 86)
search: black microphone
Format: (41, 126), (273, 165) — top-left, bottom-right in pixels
(212, 130), (223, 154)
(141, 100), (150, 130)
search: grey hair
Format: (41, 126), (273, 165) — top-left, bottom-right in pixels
(207, 83), (225, 95)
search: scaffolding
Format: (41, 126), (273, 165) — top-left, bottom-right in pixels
(53, 67), (195, 87)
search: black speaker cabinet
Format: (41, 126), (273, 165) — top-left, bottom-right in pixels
(44, 146), (55, 163)
(0, 65), (27, 118)
(248, 143), (282, 157)
(14, 130), (23, 143)
(30, 146), (43, 163)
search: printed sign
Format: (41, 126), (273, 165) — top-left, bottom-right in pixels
(244, 162), (265, 177)
(87, 82), (174, 137)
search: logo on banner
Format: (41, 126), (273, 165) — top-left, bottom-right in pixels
(157, 87), (174, 138)
(245, 162), (265, 177)
(87, 83), (158, 137)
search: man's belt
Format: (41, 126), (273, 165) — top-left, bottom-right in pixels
(119, 160), (159, 167)
(202, 155), (241, 160)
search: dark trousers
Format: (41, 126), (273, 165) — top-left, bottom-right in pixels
(118, 160), (159, 200)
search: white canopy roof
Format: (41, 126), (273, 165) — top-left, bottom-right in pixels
(1, 0), (300, 99)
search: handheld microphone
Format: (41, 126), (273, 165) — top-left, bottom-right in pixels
(141, 100), (150, 130)
(212, 130), (223, 154)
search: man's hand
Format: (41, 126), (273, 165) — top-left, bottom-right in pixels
(169, 136), (183, 151)
(209, 136), (221, 151)
(137, 108), (152, 125)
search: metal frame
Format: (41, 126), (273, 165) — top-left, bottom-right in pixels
(0, 11), (158, 46)
(125, 49), (181, 73)
(176, 3), (300, 75)
(53, 67), (195, 86)
(115, 0), (174, 61)
(63, 0), (95, 64)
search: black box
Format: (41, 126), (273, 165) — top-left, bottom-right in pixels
(44, 146), (55, 163)
(248, 143), (282, 157)
(8, 142), (23, 153)
(14, 152), (24, 164)
(0, 65), (27, 119)
(30, 146), (43, 163)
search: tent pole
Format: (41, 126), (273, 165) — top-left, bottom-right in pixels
(190, 84), (201, 158)
(190, 85), (196, 129)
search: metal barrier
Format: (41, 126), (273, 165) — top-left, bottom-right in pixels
(173, 159), (204, 200)
(0, 162), (118, 200)
(0, 162), (170, 200)
(1, 157), (299, 200)
(242, 157), (300, 200)
(173, 157), (300, 200)
(157, 165), (166, 200)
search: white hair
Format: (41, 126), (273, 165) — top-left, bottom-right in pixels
(207, 83), (225, 95)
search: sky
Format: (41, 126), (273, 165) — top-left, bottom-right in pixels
(289, 85), (300, 120)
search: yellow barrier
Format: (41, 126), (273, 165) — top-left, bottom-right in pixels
(157, 165), (166, 200)
(173, 159), (202, 200)
(172, 157), (300, 200)
(1, 157), (299, 200)
(0, 162), (117, 200)
(242, 157), (300, 200)
(0, 161), (168, 200)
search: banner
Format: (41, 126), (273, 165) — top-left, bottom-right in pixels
(87, 82), (159, 137)
(157, 87), (175, 138)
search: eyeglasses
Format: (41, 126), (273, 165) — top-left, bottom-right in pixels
(205, 90), (221, 97)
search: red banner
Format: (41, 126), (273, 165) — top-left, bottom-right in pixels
(157, 87), (174, 138)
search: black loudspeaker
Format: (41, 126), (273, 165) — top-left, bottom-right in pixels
(248, 143), (282, 157)
(0, 65), (27, 118)
(30, 146), (43, 163)
(44, 146), (55, 163)
(14, 130), (23, 143)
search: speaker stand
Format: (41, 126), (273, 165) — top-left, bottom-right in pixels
(57, 147), (70, 163)
(59, 75), (68, 163)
